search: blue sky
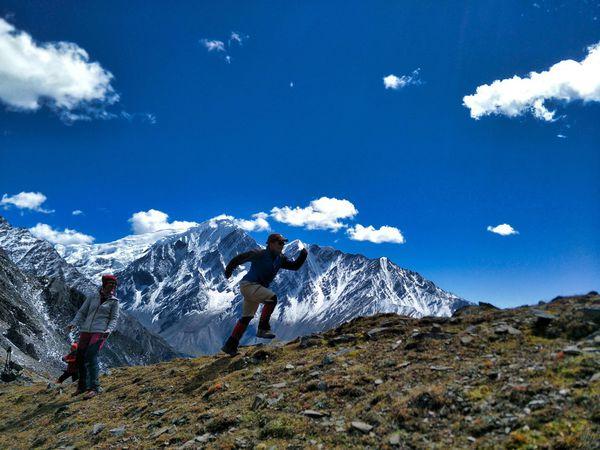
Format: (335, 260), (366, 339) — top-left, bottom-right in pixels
(0, 1), (598, 307)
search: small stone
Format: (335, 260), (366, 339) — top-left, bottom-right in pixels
(504, 427), (511, 434)
(388, 431), (402, 446)
(330, 334), (356, 344)
(397, 362), (410, 368)
(335, 347), (352, 356)
(351, 421), (373, 433)
(559, 389), (570, 396)
(391, 339), (402, 350)
(252, 394), (267, 411)
(527, 399), (546, 410)
(467, 436), (476, 443)
(317, 381), (328, 391)
(366, 327), (389, 339)
(430, 365), (451, 371)
(523, 407), (531, 415)
(302, 409), (327, 418)
(195, 433), (213, 443)
(494, 324), (521, 335)
(308, 371), (322, 378)
(374, 379), (383, 385)
(590, 372), (600, 382)
(532, 309), (556, 319)
(322, 354), (335, 365)
(271, 382), (287, 388)
(460, 336), (473, 345)
(152, 408), (167, 416)
(151, 426), (172, 439)
(285, 364), (295, 370)
(110, 426), (125, 437)
(92, 423), (105, 435)
(563, 345), (582, 355)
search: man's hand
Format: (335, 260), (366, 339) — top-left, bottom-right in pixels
(66, 324), (75, 332)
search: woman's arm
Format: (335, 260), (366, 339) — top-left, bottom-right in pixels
(69, 296), (91, 328)
(105, 300), (120, 335)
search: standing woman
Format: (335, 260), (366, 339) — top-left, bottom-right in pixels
(67, 274), (120, 399)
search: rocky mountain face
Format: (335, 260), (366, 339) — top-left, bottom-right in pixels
(0, 293), (597, 449)
(115, 218), (469, 355)
(0, 216), (95, 296)
(0, 216), (181, 374)
(0, 248), (68, 376)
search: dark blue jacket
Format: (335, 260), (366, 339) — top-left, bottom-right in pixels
(225, 248), (308, 287)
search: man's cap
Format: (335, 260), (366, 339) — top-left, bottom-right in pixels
(267, 233), (288, 244)
(101, 274), (118, 285)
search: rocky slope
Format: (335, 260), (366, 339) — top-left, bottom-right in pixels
(115, 218), (469, 355)
(0, 216), (182, 372)
(0, 293), (597, 449)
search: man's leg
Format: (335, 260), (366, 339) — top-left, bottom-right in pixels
(257, 295), (277, 339)
(222, 316), (252, 356)
(57, 371), (70, 384)
(75, 333), (91, 394)
(222, 284), (261, 356)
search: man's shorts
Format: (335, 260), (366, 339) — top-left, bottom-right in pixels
(240, 281), (276, 317)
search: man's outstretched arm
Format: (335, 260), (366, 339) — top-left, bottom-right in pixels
(281, 248), (308, 271)
(224, 249), (261, 278)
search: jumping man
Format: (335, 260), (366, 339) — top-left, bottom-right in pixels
(221, 233), (308, 356)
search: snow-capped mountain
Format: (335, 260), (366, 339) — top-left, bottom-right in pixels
(0, 216), (181, 372)
(0, 216), (95, 296)
(56, 228), (184, 282)
(115, 218), (470, 355)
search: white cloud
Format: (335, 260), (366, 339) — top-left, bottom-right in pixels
(211, 212), (271, 232)
(229, 31), (247, 46)
(202, 31), (248, 64)
(487, 223), (519, 236)
(557, 134), (567, 139)
(270, 197), (358, 231)
(72, 210), (83, 216)
(201, 39), (225, 52)
(29, 223), (94, 245)
(128, 209), (197, 234)
(463, 42), (600, 121)
(1, 191), (53, 213)
(0, 18), (117, 116)
(383, 69), (421, 90)
(346, 224), (405, 244)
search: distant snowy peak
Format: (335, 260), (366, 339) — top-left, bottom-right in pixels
(56, 228), (187, 282)
(114, 220), (469, 355)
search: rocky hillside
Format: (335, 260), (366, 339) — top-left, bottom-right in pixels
(0, 293), (598, 449)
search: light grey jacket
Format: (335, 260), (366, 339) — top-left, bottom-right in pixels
(70, 294), (120, 334)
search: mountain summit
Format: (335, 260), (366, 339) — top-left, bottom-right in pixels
(113, 218), (469, 355)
